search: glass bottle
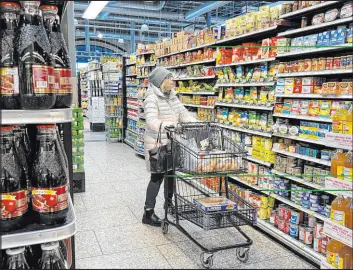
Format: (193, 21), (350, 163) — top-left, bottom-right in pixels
(41, 5), (72, 108)
(0, 2), (21, 109)
(17, 1), (56, 110)
(31, 125), (68, 225)
(5, 247), (30, 269)
(0, 126), (28, 232)
(39, 242), (67, 269)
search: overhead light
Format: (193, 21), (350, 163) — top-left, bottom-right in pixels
(97, 32), (103, 39)
(82, 1), (109, 20)
(118, 38), (124, 44)
(141, 24), (149, 32)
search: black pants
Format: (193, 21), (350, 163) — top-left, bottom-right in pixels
(145, 171), (174, 209)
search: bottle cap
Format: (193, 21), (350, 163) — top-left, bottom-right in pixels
(0, 126), (13, 131)
(37, 125), (56, 129)
(40, 5), (58, 13)
(0, 2), (21, 9)
(6, 247), (25, 256)
(41, 241), (59, 251)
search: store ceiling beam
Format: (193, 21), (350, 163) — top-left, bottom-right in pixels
(114, 1), (166, 11)
(75, 2), (183, 21)
(185, 1), (232, 21)
(76, 31), (158, 42)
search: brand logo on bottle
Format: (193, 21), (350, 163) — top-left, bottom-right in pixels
(0, 190), (28, 218)
(32, 185), (68, 213)
(0, 67), (19, 95)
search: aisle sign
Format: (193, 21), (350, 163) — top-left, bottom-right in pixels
(324, 133), (353, 148)
(323, 220), (353, 248)
(325, 177), (353, 198)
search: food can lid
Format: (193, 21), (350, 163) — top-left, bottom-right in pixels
(0, 2), (21, 9)
(40, 5), (58, 12)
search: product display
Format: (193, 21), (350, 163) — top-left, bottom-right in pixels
(72, 108), (85, 173)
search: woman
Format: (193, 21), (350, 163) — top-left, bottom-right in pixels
(142, 67), (196, 227)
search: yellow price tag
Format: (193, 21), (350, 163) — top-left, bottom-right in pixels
(32, 189), (55, 195)
(1, 194), (15, 200)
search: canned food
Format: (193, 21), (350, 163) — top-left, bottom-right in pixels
(303, 227), (314, 245)
(311, 58), (318, 71)
(278, 205), (286, 219)
(274, 214), (279, 227)
(278, 218), (285, 231)
(341, 56), (347, 69)
(313, 237), (322, 252)
(321, 237), (328, 255)
(326, 57), (333, 70)
(333, 57), (341, 70)
(299, 225), (305, 241)
(284, 221), (291, 234)
(286, 62), (292, 73)
(292, 60), (299, 72)
(291, 211), (300, 225)
(346, 55), (352, 69)
(318, 58), (326, 70)
(270, 210), (277, 224)
(304, 59), (312, 72)
(314, 222), (324, 238)
(290, 224), (299, 238)
(308, 215), (316, 228)
(284, 208), (292, 221)
(298, 60), (305, 72)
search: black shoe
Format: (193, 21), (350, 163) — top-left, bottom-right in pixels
(142, 208), (162, 227)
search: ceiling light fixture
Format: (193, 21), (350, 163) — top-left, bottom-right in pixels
(82, 1), (109, 20)
(118, 38), (124, 44)
(97, 32), (103, 39)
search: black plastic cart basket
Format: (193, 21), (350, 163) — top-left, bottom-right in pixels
(162, 122), (257, 268)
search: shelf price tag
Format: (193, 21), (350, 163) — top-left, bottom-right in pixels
(325, 177), (353, 198)
(324, 220), (353, 248)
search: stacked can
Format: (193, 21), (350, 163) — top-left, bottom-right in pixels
(274, 178), (290, 198)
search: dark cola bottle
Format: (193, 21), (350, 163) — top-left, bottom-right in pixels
(17, 1), (56, 110)
(31, 125), (68, 225)
(5, 247), (30, 269)
(0, 2), (21, 109)
(39, 242), (67, 269)
(0, 126), (28, 232)
(40, 5), (72, 108)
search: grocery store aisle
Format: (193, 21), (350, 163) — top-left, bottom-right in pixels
(74, 133), (318, 269)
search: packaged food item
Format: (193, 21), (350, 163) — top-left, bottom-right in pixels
(325, 8), (339, 22)
(312, 13), (325, 25)
(340, 2), (353, 18)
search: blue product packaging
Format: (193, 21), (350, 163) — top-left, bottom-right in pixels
(347, 23), (353, 43)
(321, 30), (331, 46)
(330, 26), (347, 45)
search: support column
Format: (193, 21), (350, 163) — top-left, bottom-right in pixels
(206, 12), (211, 27)
(130, 22), (136, 53)
(84, 19), (90, 53)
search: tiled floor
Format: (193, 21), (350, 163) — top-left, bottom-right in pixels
(74, 125), (318, 269)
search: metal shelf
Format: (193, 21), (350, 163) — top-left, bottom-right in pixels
(279, 1), (339, 19)
(164, 58), (216, 69)
(127, 128), (137, 134)
(216, 82), (275, 87)
(274, 94), (353, 99)
(277, 69), (353, 77)
(136, 75), (149, 79)
(278, 17), (353, 37)
(218, 123), (272, 138)
(215, 102), (273, 111)
(276, 44), (353, 58)
(257, 219), (324, 265)
(177, 91), (217, 95)
(245, 156), (273, 167)
(272, 149), (331, 167)
(124, 139), (135, 148)
(136, 63), (156, 68)
(126, 74), (137, 77)
(183, 104), (215, 109)
(136, 51), (155, 56)
(125, 62), (136, 66)
(1, 109), (73, 125)
(173, 75), (216, 81)
(216, 57), (276, 68)
(1, 195), (76, 250)
(273, 133), (353, 150)
(273, 113), (333, 123)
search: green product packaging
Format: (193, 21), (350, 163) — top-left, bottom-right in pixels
(248, 111), (257, 129)
(249, 87), (258, 105)
(259, 113), (268, 131)
(236, 66), (244, 82)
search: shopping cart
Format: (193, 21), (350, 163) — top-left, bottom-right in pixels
(162, 122), (257, 268)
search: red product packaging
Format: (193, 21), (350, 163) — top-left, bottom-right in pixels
(219, 48), (232, 65)
(278, 205), (286, 219)
(278, 218), (285, 231)
(274, 214), (279, 227)
(294, 78), (302, 86)
(269, 37), (278, 57)
(232, 47), (245, 63)
(284, 208), (292, 221)
(283, 221), (291, 234)
(293, 86), (302, 94)
(261, 39), (271, 59)
(243, 42), (259, 59)
(274, 104), (284, 114)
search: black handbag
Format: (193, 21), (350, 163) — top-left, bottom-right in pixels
(149, 123), (180, 173)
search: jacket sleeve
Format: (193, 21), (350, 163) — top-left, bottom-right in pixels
(176, 98), (197, 123)
(144, 95), (175, 132)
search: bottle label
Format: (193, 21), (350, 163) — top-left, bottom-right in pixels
(0, 67), (19, 96)
(54, 68), (73, 94)
(344, 167), (353, 181)
(48, 66), (56, 92)
(337, 166), (345, 178)
(339, 257), (345, 269)
(32, 65), (52, 94)
(331, 210), (345, 225)
(32, 185), (68, 213)
(0, 190), (28, 219)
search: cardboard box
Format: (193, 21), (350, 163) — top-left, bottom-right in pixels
(302, 85), (314, 94)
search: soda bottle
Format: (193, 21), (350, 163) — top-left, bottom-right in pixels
(338, 244), (353, 269)
(0, 2), (21, 109)
(40, 5), (72, 108)
(31, 125), (68, 225)
(25, 244), (42, 269)
(5, 247), (30, 269)
(326, 239), (343, 268)
(331, 195), (348, 226)
(0, 126), (28, 232)
(39, 242), (66, 269)
(17, 1), (56, 110)
(344, 198), (353, 229)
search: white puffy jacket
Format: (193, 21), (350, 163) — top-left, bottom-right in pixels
(144, 83), (196, 173)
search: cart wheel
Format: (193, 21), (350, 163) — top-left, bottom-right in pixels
(162, 221), (169, 234)
(236, 248), (249, 263)
(200, 252), (214, 269)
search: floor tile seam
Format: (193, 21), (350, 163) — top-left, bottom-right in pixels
(93, 230), (105, 256)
